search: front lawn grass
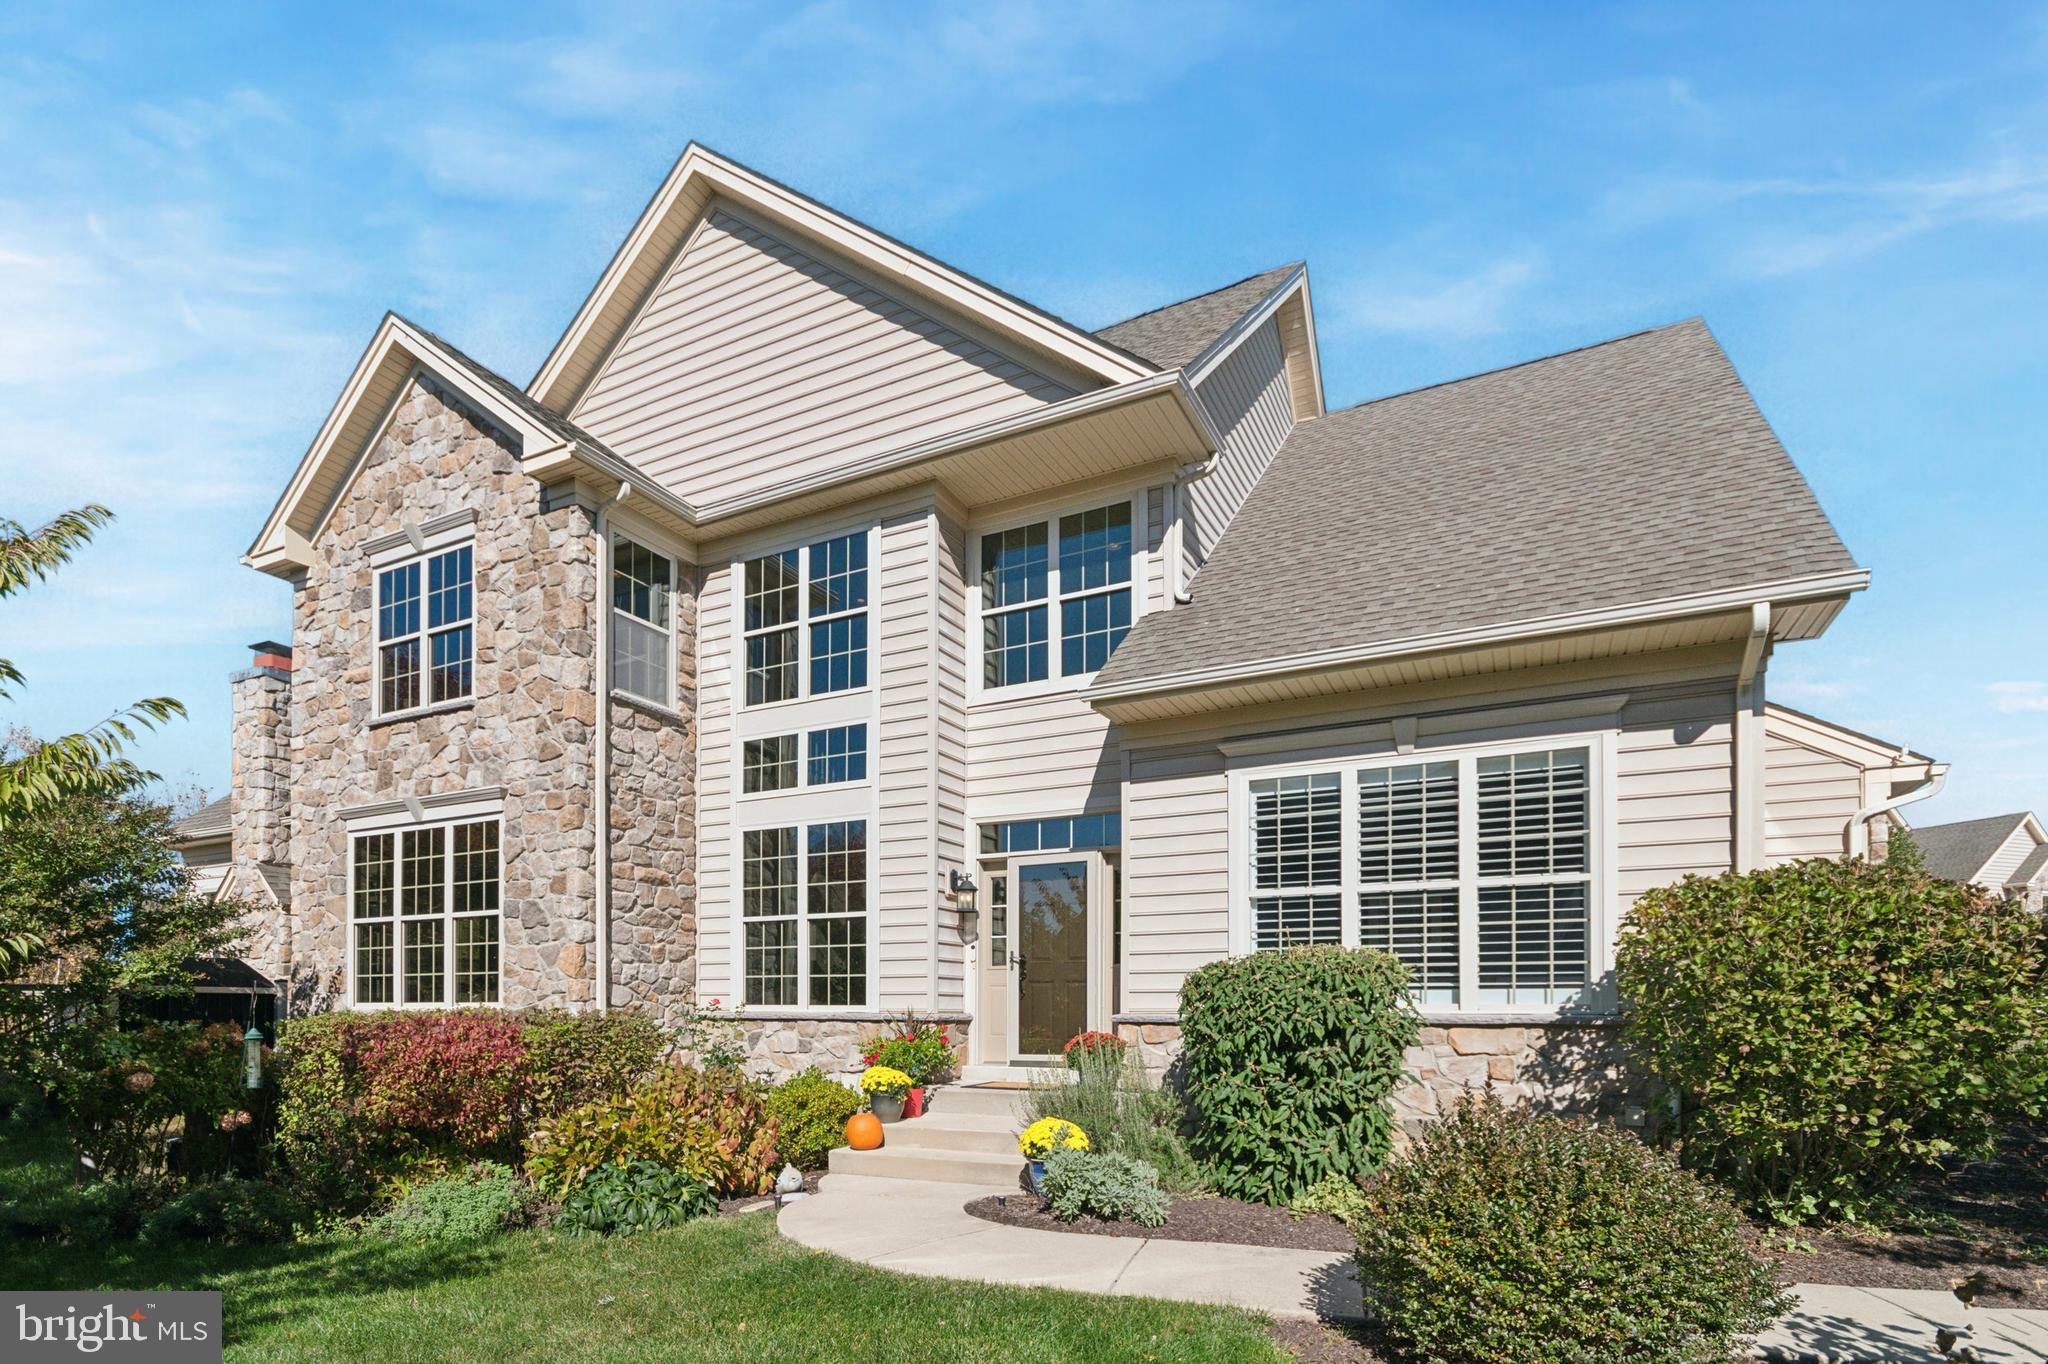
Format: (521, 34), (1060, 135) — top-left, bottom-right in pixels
(3, 1123), (1283, 1364)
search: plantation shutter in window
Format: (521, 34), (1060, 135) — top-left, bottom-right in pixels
(1248, 772), (1342, 949)
(1474, 749), (1590, 1005)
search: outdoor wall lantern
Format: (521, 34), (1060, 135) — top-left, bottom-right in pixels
(947, 868), (978, 933)
(243, 1026), (265, 1091)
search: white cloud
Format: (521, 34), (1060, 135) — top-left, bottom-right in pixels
(1988, 681), (2048, 714)
(1332, 255), (1546, 340)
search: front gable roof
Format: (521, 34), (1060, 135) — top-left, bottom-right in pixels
(1912, 812), (2046, 885)
(1090, 318), (1869, 716)
(527, 143), (1156, 416)
(1097, 262), (1300, 370)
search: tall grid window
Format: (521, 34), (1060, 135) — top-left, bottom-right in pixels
(378, 545), (472, 714)
(741, 531), (869, 707)
(351, 817), (499, 1006)
(613, 534), (675, 705)
(1241, 745), (1596, 1009)
(977, 499), (1132, 689)
(743, 735), (798, 794)
(742, 821), (868, 1007)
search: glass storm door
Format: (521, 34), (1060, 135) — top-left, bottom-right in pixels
(1013, 856), (1092, 1057)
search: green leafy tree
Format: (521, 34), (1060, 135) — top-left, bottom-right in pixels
(0, 767), (247, 1092)
(1884, 824), (1927, 872)
(0, 505), (184, 833)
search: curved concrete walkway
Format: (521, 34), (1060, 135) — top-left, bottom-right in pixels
(778, 1171), (1362, 1322)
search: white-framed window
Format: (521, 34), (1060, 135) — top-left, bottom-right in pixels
(1237, 741), (1599, 1010)
(974, 496), (1134, 691)
(741, 818), (869, 1008)
(740, 724), (869, 795)
(377, 544), (473, 715)
(350, 816), (500, 1006)
(612, 533), (675, 706)
(741, 529), (869, 708)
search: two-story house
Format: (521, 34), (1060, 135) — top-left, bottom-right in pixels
(204, 144), (1944, 1118)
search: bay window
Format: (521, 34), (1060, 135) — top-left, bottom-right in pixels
(352, 817), (500, 1006)
(1241, 743), (1596, 1009)
(742, 819), (868, 1007)
(742, 530), (868, 707)
(377, 543), (473, 714)
(976, 498), (1133, 690)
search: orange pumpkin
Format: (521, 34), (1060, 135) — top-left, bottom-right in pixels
(846, 1110), (884, 1151)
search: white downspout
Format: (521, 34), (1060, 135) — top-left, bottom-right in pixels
(593, 479), (632, 1013)
(1169, 454), (1219, 605)
(1849, 761), (1948, 860)
(1732, 602), (1770, 872)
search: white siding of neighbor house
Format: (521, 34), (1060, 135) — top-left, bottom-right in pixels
(1979, 824), (2040, 889)
(1762, 730), (1863, 863)
(1184, 315), (1294, 575)
(1116, 656), (1742, 1016)
(571, 207), (1076, 509)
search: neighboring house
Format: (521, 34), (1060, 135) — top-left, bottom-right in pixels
(206, 143), (1943, 1122)
(1910, 812), (2048, 909)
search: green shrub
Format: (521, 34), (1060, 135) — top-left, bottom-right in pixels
(1178, 946), (1418, 1205)
(860, 1013), (956, 1084)
(139, 1178), (303, 1246)
(521, 1009), (667, 1118)
(1353, 1096), (1785, 1364)
(368, 1161), (526, 1242)
(525, 1066), (780, 1198)
(55, 1022), (249, 1182)
(1291, 1174), (1368, 1225)
(0, 1178), (146, 1244)
(1618, 857), (2048, 1222)
(554, 1160), (715, 1236)
(762, 1069), (861, 1169)
(1021, 1047), (1203, 1192)
(1040, 1147), (1169, 1227)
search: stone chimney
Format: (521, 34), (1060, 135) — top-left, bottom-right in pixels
(231, 641), (293, 870)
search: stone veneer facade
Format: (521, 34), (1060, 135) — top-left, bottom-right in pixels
(285, 376), (602, 1012)
(715, 1015), (973, 1083)
(1114, 1017), (1651, 1139)
(606, 685), (698, 1024)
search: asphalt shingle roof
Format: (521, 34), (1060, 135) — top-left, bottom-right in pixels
(1092, 318), (1861, 694)
(173, 795), (232, 842)
(1094, 264), (1300, 370)
(1911, 813), (2032, 884)
(399, 315), (627, 459)
(2004, 841), (2048, 889)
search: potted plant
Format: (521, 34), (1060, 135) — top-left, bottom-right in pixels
(861, 1013), (954, 1117)
(860, 1065), (914, 1123)
(1060, 1030), (1127, 1070)
(1018, 1117), (1088, 1196)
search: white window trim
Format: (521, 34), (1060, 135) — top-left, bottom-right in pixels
(611, 528), (680, 711)
(345, 810), (505, 1011)
(738, 723), (872, 800)
(968, 489), (1146, 702)
(734, 814), (879, 1011)
(1225, 730), (1619, 1020)
(735, 524), (878, 713)
(373, 538), (477, 720)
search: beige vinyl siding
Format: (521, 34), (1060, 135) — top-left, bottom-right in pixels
(571, 207), (1075, 508)
(1979, 824), (2039, 888)
(1184, 316), (1295, 572)
(932, 512), (971, 1010)
(1762, 731), (1863, 863)
(875, 509), (938, 1008)
(1116, 668), (1740, 1015)
(694, 560), (737, 999)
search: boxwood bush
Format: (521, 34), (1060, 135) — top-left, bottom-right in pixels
(761, 1068), (861, 1169)
(1618, 857), (2048, 1222)
(1178, 946), (1417, 1205)
(1353, 1095), (1785, 1364)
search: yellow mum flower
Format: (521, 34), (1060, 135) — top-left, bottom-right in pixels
(860, 1065), (913, 1097)
(1019, 1117), (1089, 1159)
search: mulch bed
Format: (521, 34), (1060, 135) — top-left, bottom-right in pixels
(1751, 1122), (2048, 1307)
(964, 1169), (1354, 1252)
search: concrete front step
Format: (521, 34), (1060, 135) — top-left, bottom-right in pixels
(827, 1142), (1023, 1185)
(884, 1113), (1019, 1157)
(919, 1084), (1030, 1119)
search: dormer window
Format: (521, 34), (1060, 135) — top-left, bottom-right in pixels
(377, 544), (473, 715)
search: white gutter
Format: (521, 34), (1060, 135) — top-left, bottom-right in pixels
(1168, 451), (1220, 605)
(1848, 761), (1949, 859)
(592, 481), (632, 1013)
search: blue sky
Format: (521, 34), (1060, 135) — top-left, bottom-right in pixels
(3, 1), (2045, 824)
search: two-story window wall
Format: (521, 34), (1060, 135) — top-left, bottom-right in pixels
(741, 530), (869, 706)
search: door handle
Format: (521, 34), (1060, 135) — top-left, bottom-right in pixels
(1010, 952), (1024, 980)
